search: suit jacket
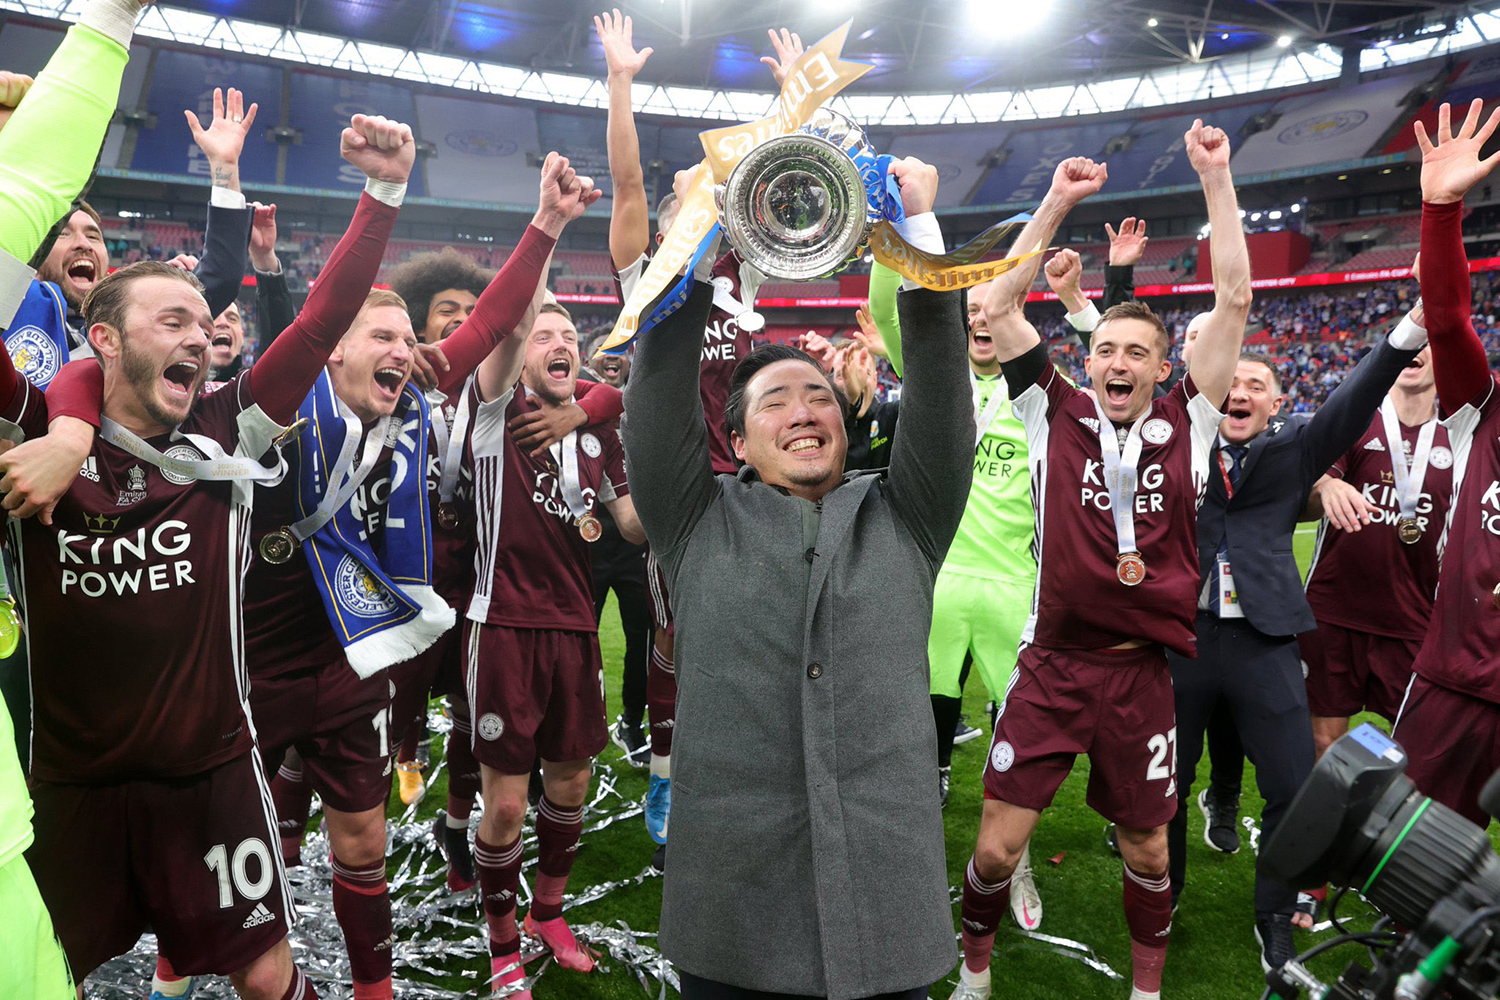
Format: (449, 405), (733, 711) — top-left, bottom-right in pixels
(1198, 337), (1419, 637)
(622, 282), (971, 998)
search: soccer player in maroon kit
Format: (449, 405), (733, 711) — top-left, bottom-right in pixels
(1301, 330), (1450, 755)
(953, 122), (1251, 1000)
(598, 9), (771, 850)
(1393, 98), (1500, 826)
(463, 298), (645, 996)
(9, 111), (418, 1000)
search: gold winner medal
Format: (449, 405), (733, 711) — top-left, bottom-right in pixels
(437, 503), (458, 530)
(1116, 552), (1147, 587)
(0, 598), (21, 659)
(1397, 518), (1423, 545)
(577, 513), (602, 543)
(259, 527), (296, 564)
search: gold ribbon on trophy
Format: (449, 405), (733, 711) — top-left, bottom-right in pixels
(596, 20), (1041, 354)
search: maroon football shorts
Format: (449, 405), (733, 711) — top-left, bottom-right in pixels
(1394, 674), (1500, 827)
(463, 620), (607, 774)
(645, 549), (674, 636)
(250, 661), (391, 814)
(1299, 622), (1418, 721)
(26, 751), (291, 980)
(983, 642), (1179, 830)
(389, 626), (465, 746)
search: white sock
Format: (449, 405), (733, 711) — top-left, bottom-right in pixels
(959, 963), (991, 987)
(1129, 988), (1161, 1000)
(151, 973), (193, 998)
(445, 812), (468, 830)
(650, 753), (670, 780)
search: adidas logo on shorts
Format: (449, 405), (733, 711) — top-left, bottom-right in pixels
(242, 903), (276, 929)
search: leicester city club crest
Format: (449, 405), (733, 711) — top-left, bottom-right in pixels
(5, 326), (60, 385)
(334, 554), (400, 619)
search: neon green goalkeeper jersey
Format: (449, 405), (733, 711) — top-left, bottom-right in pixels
(947, 374), (1037, 580)
(870, 263), (1036, 581)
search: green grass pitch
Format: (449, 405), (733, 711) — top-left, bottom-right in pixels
(382, 526), (1492, 999)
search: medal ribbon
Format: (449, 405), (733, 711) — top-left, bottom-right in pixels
(290, 408), (391, 543)
(550, 429), (591, 521)
(99, 418), (288, 483)
(430, 380), (474, 506)
(1379, 398), (1437, 526)
(971, 371), (1010, 449)
(1089, 396), (1151, 558)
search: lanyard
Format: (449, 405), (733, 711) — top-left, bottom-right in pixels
(548, 430), (590, 520)
(100, 418), (286, 483)
(1089, 395), (1150, 557)
(429, 382), (473, 505)
(290, 409), (392, 542)
(1218, 449), (1237, 501)
(971, 371), (1009, 449)
(1379, 397), (1437, 523)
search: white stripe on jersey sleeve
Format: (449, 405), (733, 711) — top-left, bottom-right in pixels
(1185, 390), (1226, 507)
(617, 253), (648, 305)
(1012, 383), (1051, 648)
(1438, 380), (1493, 557)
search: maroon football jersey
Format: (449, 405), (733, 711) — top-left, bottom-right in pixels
(1304, 407), (1452, 640)
(1412, 376), (1500, 703)
(617, 251), (759, 474)
(7, 375), (284, 783)
(466, 381), (628, 631)
(1014, 366), (1222, 657)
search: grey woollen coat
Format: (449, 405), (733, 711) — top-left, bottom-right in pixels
(621, 281), (975, 998)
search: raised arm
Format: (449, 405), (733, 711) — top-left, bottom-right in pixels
(249, 203), (297, 349)
(1414, 99), (1499, 415)
(1183, 120), (1252, 407)
(441, 152), (596, 396)
(1103, 216), (1145, 311)
(248, 114), (413, 422)
(620, 282), (717, 557)
(867, 263), (905, 378)
(985, 156), (1107, 363)
(185, 88), (257, 318)
(1300, 310), (1425, 487)
(0, 0), (143, 266)
(596, 9), (653, 271)
(886, 288), (973, 566)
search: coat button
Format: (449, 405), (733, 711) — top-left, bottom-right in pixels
(807, 662), (822, 679)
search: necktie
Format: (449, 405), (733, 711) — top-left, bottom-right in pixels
(1210, 444), (1248, 616)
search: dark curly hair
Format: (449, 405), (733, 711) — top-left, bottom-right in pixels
(384, 248), (494, 338)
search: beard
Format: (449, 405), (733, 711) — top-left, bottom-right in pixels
(121, 339), (202, 428)
(524, 365), (576, 406)
(38, 261), (86, 311)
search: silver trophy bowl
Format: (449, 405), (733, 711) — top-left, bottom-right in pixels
(715, 109), (880, 282)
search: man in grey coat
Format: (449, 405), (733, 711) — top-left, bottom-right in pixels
(621, 159), (973, 1000)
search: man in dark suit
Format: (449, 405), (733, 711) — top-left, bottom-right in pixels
(1167, 305), (1429, 973)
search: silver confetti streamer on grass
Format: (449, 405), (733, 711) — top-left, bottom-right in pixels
(86, 713), (676, 999)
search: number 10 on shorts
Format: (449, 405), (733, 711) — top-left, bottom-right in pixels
(204, 838), (274, 908)
(1146, 726), (1177, 796)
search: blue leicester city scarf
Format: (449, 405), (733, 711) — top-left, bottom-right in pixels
(295, 371), (454, 678)
(4, 281), (69, 389)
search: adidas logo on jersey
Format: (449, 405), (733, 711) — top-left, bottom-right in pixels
(1078, 416), (1100, 434)
(242, 903), (276, 929)
(78, 456), (99, 482)
(1364, 438), (1386, 452)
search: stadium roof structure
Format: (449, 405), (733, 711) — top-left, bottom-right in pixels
(3, 0), (1497, 126)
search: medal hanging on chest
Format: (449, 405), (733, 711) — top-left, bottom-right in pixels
(1380, 399), (1437, 548)
(259, 526), (296, 565)
(1116, 552), (1147, 587)
(437, 503), (459, 530)
(553, 429), (600, 543)
(1090, 397), (1152, 587)
(433, 387), (473, 534)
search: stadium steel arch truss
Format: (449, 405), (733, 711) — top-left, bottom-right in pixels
(0, 0), (1496, 127)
